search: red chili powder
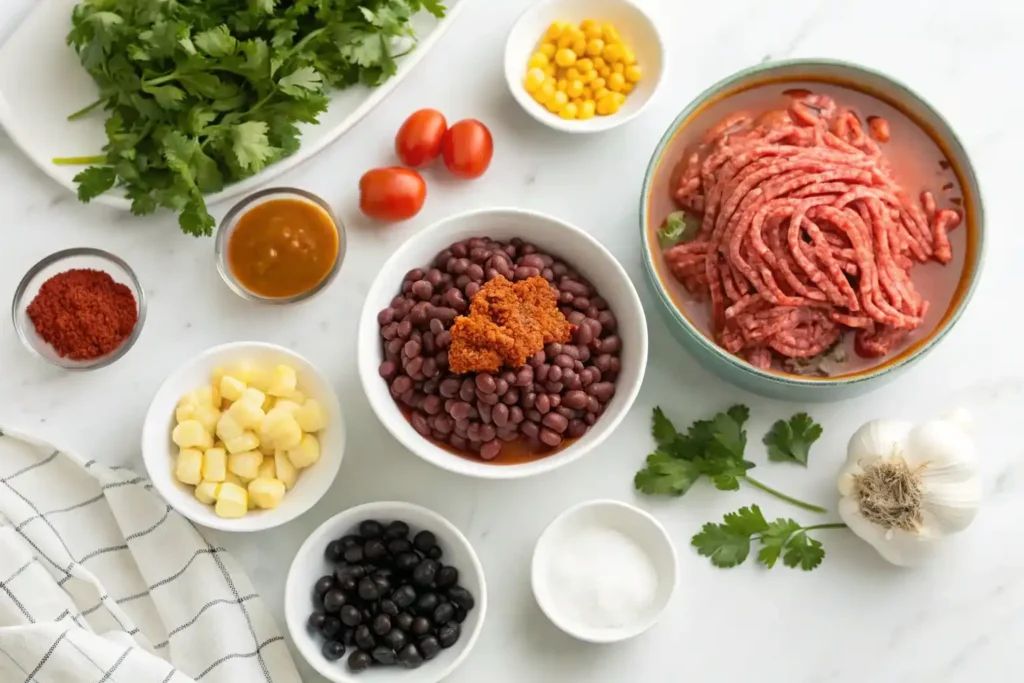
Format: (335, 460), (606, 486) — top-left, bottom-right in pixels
(26, 269), (138, 360)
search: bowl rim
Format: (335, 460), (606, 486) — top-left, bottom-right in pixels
(639, 57), (987, 388)
(11, 247), (148, 370)
(214, 187), (346, 305)
(357, 206), (649, 480)
(140, 340), (345, 532)
(530, 498), (677, 643)
(503, 0), (666, 134)
(284, 500), (488, 683)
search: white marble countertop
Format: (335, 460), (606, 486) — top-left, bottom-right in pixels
(2, 0), (1022, 681)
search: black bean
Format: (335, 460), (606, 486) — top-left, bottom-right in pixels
(371, 645), (397, 665)
(384, 628), (408, 651)
(453, 606), (468, 623)
(388, 537), (413, 555)
(418, 635), (441, 661)
(363, 538), (388, 563)
(433, 602), (455, 624)
(435, 565), (459, 589)
(447, 586), (475, 611)
(314, 575), (335, 598)
(340, 605), (362, 627)
(414, 592), (439, 615)
(343, 545), (364, 564)
(437, 622), (461, 648)
(323, 639), (346, 661)
(348, 649), (372, 672)
(412, 559), (439, 586)
(392, 584), (417, 608)
(398, 643), (425, 668)
(323, 589), (347, 613)
(354, 624), (376, 650)
(380, 599), (399, 617)
(413, 530), (437, 553)
(372, 613), (392, 636)
(325, 540), (345, 562)
(410, 616), (431, 636)
(395, 612), (414, 632)
(427, 545), (443, 560)
(308, 610), (327, 630)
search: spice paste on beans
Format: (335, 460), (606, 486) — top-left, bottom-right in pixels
(378, 237), (621, 464)
(660, 86), (963, 373)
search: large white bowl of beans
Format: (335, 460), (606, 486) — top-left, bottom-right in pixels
(358, 208), (648, 479)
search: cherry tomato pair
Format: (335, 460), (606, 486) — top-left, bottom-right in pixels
(359, 110), (494, 222)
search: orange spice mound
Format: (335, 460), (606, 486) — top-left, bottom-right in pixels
(448, 276), (573, 374)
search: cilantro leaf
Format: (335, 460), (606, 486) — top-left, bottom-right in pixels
(73, 166), (117, 202)
(693, 506), (837, 571)
(782, 532), (824, 570)
(658, 211), (700, 249)
(194, 25), (237, 57)
(651, 407), (677, 448)
(722, 505), (768, 535)
(231, 121), (275, 171)
(142, 84), (186, 110)
(634, 452), (702, 496)
(691, 507), (763, 569)
(756, 518), (801, 568)
(278, 66), (323, 97)
(763, 413), (823, 466)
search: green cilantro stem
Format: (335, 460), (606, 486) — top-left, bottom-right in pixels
(744, 476), (828, 514)
(801, 523), (847, 532)
(52, 155), (107, 165)
(67, 98), (105, 121)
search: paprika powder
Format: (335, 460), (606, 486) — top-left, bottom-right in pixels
(27, 269), (138, 360)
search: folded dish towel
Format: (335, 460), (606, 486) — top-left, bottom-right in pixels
(0, 426), (301, 683)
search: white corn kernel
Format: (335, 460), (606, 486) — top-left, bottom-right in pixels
(225, 431), (259, 455)
(262, 411), (303, 450)
(257, 457), (276, 480)
(195, 385), (219, 407)
(272, 400), (301, 416)
(175, 403), (198, 424)
(220, 375), (247, 403)
(216, 413), (245, 443)
(193, 404), (221, 434)
(215, 483), (248, 518)
(202, 447), (227, 482)
(248, 478), (286, 509)
(194, 480), (221, 505)
(239, 387), (266, 409)
(287, 433), (320, 469)
(227, 450), (263, 480)
(268, 365), (298, 397)
(227, 399), (265, 430)
(289, 390), (306, 404)
(175, 448), (204, 485)
(294, 399), (327, 433)
(274, 451), (297, 489)
(172, 420), (213, 450)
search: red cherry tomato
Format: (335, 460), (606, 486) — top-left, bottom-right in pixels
(395, 109), (448, 167)
(359, 167), (426, 222)
(441, 119), (493, 179)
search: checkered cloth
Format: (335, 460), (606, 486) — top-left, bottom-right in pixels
(0, 426), (302, 683)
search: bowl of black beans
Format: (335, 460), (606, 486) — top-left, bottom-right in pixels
(285, 501), (486, 682)
(357, 208), (649, 479)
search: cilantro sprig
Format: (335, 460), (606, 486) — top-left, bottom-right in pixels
(763, 413), (823, 466)
(636, 406), (827, 513)
(691, 505), (845, 570)
(55, 0), (445, 236)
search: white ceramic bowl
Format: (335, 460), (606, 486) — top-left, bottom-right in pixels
(141, 342), (345, 532)
(531, 499), (677, 643)
(357, 208), (649, 479)
(504, 0), (665, 133)
(285, 501), (487, 683)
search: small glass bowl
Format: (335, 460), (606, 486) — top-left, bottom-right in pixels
(215, 187), (346, 304)
(11, 248), (147, 370)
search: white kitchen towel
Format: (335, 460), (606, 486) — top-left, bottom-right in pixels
(0, 426), (302, 683)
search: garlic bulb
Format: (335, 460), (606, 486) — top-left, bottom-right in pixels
(836, 409), (981, 566)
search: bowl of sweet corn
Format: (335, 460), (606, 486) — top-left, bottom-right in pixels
(505, 0), (664, 133)
(142, 341), (345, 532)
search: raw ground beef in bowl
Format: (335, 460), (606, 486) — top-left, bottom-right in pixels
(358, 209), (648, 480)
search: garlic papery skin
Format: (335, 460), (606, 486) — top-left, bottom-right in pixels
(836, 412), (982, 567)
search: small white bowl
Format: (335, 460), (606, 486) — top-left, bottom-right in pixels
(141, 341), (345, 532)
(356, 207), (649, 480)
(531, 499), (676, 643)
(504, 0), (665, 133)
(285, 501), (487, 683)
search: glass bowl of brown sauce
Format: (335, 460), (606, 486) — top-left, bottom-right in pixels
(216, 188), (345, 304)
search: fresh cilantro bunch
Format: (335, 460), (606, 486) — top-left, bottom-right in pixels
(57, 0), (445, 236)
(636, 406), (826, 513)
(763, 412), (823, 466)
(692, 504), (845, 571)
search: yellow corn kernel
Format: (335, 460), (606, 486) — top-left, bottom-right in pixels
(602, 23), (621, 44)
(585, 24), (603, 40)
(294, 399), (327, 433)
(566, 80), (585, 98)
(586, 39), (605, 57)
(556, 78), (568, 92)
(225, 431), (259, 455)
(172, 420), (213, 450)
(539, 42), (556, 58)
(194, 480), (221, 505)
(559, 102), (578, 120)
(603, 44), (625, 64)
(592, 57), (606, 71)
(535, 81), (556, 105)
(625, 64), (642, 83)
(608, 72), (626, 92)
(528, 52), (549, 69)
(581, 86), (593, 100)
(565, 67), (580, 80)
(612, 62), (625, 74)
(571, 38), (587, 56)
(621, 82), (634, 95)
(216, 412), (244, 443)
(580, 19), (595, 30)
(591, 77), (606, 92)
(545, 21), (568, 40)
(273, 400), (301, 416)
(583, 69), (598, 84)
(623, 47), (637, 66)
(274, 451), (298, 489)
(175, 448), (203, 486)
(287, 433), (321, 469)
(594, 86), (611, 101)
(214, 482), (248, 519)
(228, 450), (263, 480)
(248, 478), (286, 510)
(202, 447), (227, 482)
(238, 387), (265, 409)
(219, 375), (246, 403)
(557, 32), (576, 49)
(524, 67), (546, 93)
(543, 64), (557, 77)
(257, 456), (276, 480)
(575, 58), (593, 73)
(613, 91), (627, 106)
(597, 94), (620, 116)
(227, 399), (264, 430)
(554, 48), (576, 68)
(599, 66), (611, 78)
(546, 90), (568, 113)
(579, 99), (597, 119)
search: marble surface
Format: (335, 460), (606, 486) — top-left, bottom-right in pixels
(1, 0), (1022, 681)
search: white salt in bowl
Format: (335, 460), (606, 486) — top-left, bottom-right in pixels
(531, 499), (677, 643)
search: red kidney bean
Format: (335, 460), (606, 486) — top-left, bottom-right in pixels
(544, 343), (562, 357)
(609, 358), (621, 375)
(433, 307), (457, 324)
(542, 412), (569, 433)
(449, 434), (467, 450)
(423, 396), (442, 415)
(411, 280), (433, 300)
(561, 368), (577, 385)
(465, 282), (481, 298)
(556, 406), (576, 419)
(467, 263), (484, 282)
(409, 302), (430, 325)
(451, 242), (469, 258)
(478, 402), (492, 424)
(470, 247), (488, 263)
(475, 373), (496, 394)
(548, 366), (562, 383)
(554, 354), (573, 369)
(536, 364), (550, 382)
(378, 308), (395, 326)
(468, 237), (487, 249)
(492, 403), (510, 427)
(485, 268), (499, 281)
(520, 254), (545, 269)
(598, 335), (621, 354)
(449, 401), (472, 421)
(515, 366), (534, 387)
(594, 354), (613, 373)
(543, 382), (562, 394)
(439, 379), (460, 398)
(576, 322), (593, 345)
(512, 267), (530, 280)
(445, 288), (467, 311)
(406, 357), (424, 379)
(454, 418), (470, 434)
(497, 428), (518, 442)
(478, 424), (496, 443)
(423, 379), (439, 395)
(502, 389), (519, 405)
(562, 390), (587, 410)
(466, 423), (481, 442)
(455, 275), (470, 290)
(451, 258), (470, 274)
(396, 320), (412, 338)
(500, 370), (516, 385)
(548, 394), (561, 408)
(535, 394), (551, 414)
(572, 296), (591, 311)
(386, 339), (403, 356)
(522, 392), (536, 409)
(521, 421), (540, 439)
(429, 318), (444, 335)
(597, 310), (616, 330)
(539, 428), (562, 448)
(584, 413), (596, 426)
(405, 268), (425, 282)
(379, 361), (398, 380)
(444, 398), (455, 413)
(525, 409), (541, 423)
(559, 279), (589, 297)
(436, 331), (452, 349)
(529, 351), (545, 367)
(477, 391), (499, 406)
(411, 412), (430, 436)
(568, 419), (587, 438)
(578, 347), (590, 363)
(494, 379), (509, 396)
(509, 406), (525, 424)
(426, 268), (443, 286)
(480, 440), (502, 460)
(399, 389), (415, 405)
(381, 322), (398, 340)
(420, 357), (437, 379)
(559, 291), (574, 306)
(432, 415), (453, 434)
(459, 379), (476, 402)
(403, 340), (421, 358)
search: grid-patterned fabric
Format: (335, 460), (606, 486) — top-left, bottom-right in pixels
(0, 426), (301, 683)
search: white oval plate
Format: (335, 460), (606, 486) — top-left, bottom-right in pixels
(0, 0), (467, 210)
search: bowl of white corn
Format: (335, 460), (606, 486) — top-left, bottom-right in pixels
(142, 341), (346, 532)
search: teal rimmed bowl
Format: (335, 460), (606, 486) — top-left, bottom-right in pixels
(639, 59), (985, 402)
